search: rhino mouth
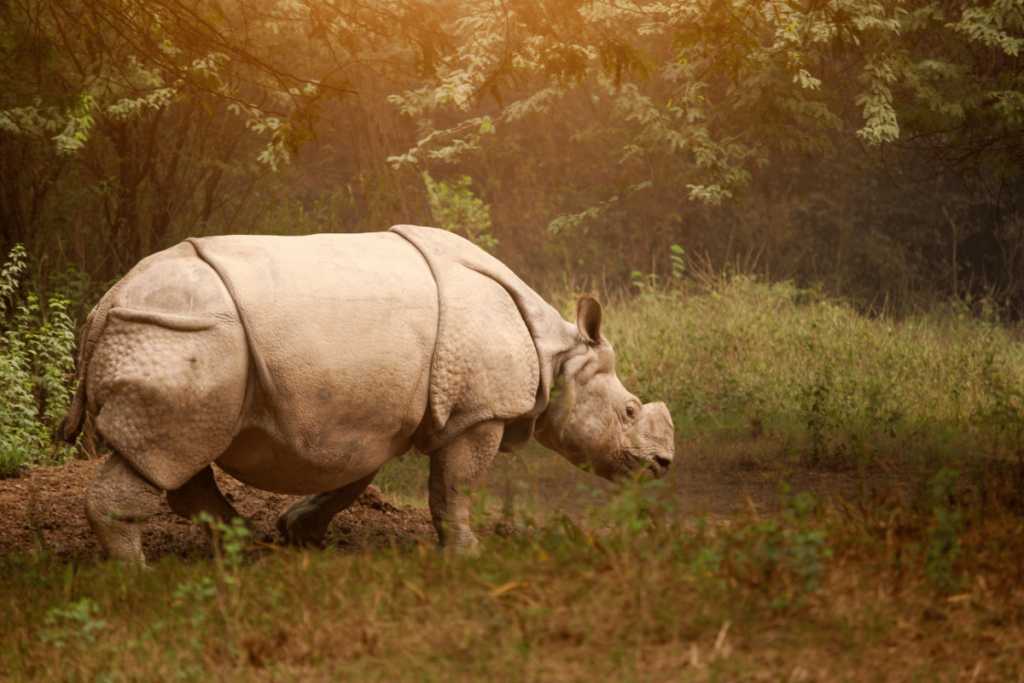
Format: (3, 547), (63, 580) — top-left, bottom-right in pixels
(643, 455), (672, 479)
(627, 444), (673, 479)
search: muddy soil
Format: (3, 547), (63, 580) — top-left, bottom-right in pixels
(0, 460), (435, 562)
(0, 439), (898, 563)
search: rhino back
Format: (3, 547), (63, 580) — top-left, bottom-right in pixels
(189, 232), (439, 494)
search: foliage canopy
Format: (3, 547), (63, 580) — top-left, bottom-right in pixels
(1, 0), (1022, 311)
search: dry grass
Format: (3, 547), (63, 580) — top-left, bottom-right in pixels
(2, 465), (1022, 682)
(597, 276), (1024, 452)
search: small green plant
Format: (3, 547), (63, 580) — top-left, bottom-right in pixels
(0, 245), (28, 309)
(718, 488), (832, 610)
(169, 513), (253, 633)
(0, 245), (77, 477)
(781, 490), (831, 593)
(669, 244), (686, 280)
(173, 576), (218, 626)
(798, 363), (854, 466)
(599, 475), (671, 541)
(195, 512), (252, 583)
(923, 467), (967, 594)
(423, 172), (497, 253)
(630, 250), (685, 304)
(40, 598), (107, 648)
(630, 269), (660, 302)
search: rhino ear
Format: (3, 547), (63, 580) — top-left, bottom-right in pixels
(576, 295), (602, 344)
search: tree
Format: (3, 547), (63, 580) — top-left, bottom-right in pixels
(390, 0), (1023, 212)
(2, 0), (1022, 313)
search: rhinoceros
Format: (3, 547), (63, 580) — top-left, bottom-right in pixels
(59, 225), (674, 563)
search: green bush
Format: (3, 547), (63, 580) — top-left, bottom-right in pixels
(423, 172), (497, 253)
(0, 245), (77, 477)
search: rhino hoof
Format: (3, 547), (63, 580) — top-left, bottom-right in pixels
(276, 510), (326, 548)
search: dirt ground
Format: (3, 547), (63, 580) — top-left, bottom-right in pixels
(0, 460), (435, 562)
(0, 437), (896, 562)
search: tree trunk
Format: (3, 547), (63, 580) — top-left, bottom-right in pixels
(346, 66), (430, 230)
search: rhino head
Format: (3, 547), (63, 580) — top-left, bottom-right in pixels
(534, 297), (675, 480)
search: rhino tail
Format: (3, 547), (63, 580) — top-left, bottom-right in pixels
(58, 286), (122, 445)
(58, 381), (87, 445)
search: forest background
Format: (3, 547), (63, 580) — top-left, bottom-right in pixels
(3, 0), (1024, 466)
(2, 0), (1023, 319)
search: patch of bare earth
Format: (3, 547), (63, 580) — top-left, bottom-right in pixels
(487, 435), (903, 523)
(0, 436), (915, 562)
(0, 459), (434, 561)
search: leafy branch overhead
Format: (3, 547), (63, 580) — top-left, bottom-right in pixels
(2, 0), (1021, 227)
(389, 0), (1024, 209)
(0, 0), (452, 167)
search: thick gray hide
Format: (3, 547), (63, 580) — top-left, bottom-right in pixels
(185, 232), (444, 493)
(62, 226), (674, 562)
(73, 228), (572, 495)
(388, 224), (576, 451)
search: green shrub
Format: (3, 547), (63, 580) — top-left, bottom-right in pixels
(0, 245), (77, 477)
(40, 599), (107, 648)
(423, 172), (497, 253)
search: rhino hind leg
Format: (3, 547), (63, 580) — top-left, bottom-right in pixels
(166, 466), (252, 544)
(86, 317), (250, 562)
(85, 453), (165, 565)
(276, 470), (379, 547)
(89, 314), (249, 490)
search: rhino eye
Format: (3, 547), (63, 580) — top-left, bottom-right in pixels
(625, 405), (637, 419)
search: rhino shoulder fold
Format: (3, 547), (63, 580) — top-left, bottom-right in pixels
(389, 225), (580, 451)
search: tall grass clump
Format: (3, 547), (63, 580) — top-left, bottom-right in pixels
(0, 245), (77, 477)
(598, 268), (1024, 466)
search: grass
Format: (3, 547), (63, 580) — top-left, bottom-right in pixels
(374, 451), (430, 507)
(1, 471), (1022, 682)
(600, 275), (1024, 462)
(3, 272), (1024, 681)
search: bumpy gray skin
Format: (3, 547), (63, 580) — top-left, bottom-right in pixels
(60, 227), (675, 564)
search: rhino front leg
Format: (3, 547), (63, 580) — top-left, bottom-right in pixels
(85, 453), (164, 565)
(276, 470), (379, 547)
(429, 419), (504, 548)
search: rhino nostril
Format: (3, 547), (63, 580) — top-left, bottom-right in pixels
(654, 455), (672, 471)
